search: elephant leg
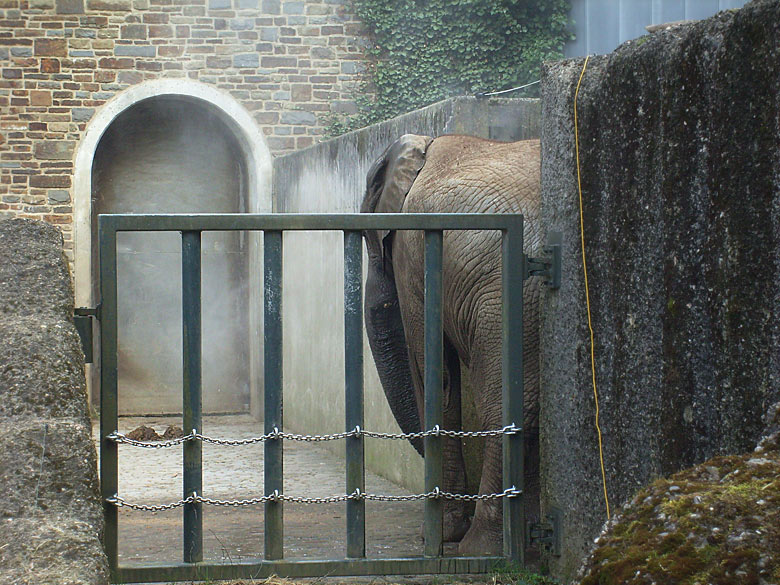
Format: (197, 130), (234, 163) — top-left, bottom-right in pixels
(403, 311), (470, 542)
(442, 335), (470, 542)
(458, 350), (504, 556)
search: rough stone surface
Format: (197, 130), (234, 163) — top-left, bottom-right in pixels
(0, 421), (101, 524)
(0, 517), (108, 585)
(0, 218), (107, 585)
(539, 1), (780, 580)
(0, 319), (89, 419)
(0, 218), (74, 319)
(575, 422), (779, 585)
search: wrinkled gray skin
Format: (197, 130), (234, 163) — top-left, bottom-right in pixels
(362, 134), (541, 555)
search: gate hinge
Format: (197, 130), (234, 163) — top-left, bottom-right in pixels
(525, 231), (562, 289)
(74, 305), (100, 364)
(526, 507), (562, 556)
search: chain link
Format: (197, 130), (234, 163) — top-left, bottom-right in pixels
(107, 486), (522, 511)
(107, 424), (522, 448)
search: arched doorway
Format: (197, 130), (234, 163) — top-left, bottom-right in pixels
(73, 80), (271, 416)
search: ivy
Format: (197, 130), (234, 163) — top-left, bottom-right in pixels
(326, 0), (572, 135)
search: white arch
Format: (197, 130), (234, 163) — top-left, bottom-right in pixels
(72, 78), (273, 307)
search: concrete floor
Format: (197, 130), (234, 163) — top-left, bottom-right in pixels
(93, 414), (425, 565)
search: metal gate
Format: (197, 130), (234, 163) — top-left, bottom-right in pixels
(96, 212), (549, 583)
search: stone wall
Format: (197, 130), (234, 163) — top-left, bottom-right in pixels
(539, 0), (780, 580)
(273, 96), (540, 490)
(0, 218), (107, 584)
(0, 0), (367, 256)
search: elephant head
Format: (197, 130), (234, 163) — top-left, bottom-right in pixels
(361, 135), (433, 455)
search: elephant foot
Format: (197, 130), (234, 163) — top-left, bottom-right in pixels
(443, 506), (471, 543)
(418, 503), (471, 543)
(457, 521), (502, 556)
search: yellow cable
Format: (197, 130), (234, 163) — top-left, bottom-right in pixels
(574, 55), (611, 520)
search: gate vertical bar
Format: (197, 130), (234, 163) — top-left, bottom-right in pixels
(98, 218), (118, 577)
(343, 230), (365, 558)
(182, 230), (203, 564)
(423, 229), (444, 557)
(501, 218), (525, 565)
(264, 230), (284, 560)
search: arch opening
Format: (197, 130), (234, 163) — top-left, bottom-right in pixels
(75, 81), (271, 416)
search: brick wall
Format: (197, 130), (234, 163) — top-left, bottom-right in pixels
(0, 0), (369, 252)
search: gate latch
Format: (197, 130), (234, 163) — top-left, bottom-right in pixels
(525, 231), (562, 289)
(74, 305), (100, 364)
(526, 507), (562, 556)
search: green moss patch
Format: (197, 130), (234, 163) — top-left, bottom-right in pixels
(579, 449), (779, 585)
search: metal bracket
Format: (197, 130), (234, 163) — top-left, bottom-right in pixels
(74, 305), (100, 364)
(525, 231), (562, 289)
(526, 507), (562, 556)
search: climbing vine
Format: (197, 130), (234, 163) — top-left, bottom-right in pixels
(326, 0), (571, 135)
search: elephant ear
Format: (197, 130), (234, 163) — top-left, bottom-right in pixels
(361, 134), (433, 262)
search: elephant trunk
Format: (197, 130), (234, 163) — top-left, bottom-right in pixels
(364, 256), (423, 456)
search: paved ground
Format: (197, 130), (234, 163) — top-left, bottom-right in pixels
(93, 415), (426, 564)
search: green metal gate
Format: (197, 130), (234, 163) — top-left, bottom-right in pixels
(96, 212), (539, 583)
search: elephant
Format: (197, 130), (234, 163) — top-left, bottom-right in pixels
(361, 134), (542, 556)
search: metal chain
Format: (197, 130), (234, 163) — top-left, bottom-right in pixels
(107, 424), (522, 449)
(107, 486), (522, 511)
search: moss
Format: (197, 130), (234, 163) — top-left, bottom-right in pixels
(577, 448), (779, 585)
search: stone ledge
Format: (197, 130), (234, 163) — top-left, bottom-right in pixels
(0, 419), (101, 526)
(0, 218), (107, 585)
(0, 516), (109, 585)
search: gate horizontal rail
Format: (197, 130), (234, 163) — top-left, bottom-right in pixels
(98, 213), (526, 584)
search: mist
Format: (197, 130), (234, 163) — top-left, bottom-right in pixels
(92, 96), (256, 415)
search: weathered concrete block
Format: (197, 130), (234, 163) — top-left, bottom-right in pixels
(0, 219), (73, 319)
(0, 318), (88, 419)
(539, 1), (780, 580)
(0, 420), (100, 524)
(0, 218), (106, 585)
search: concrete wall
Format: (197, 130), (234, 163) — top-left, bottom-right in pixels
(273, 96), (540, 490)
(540, 1), (780, 580)
(0, 218), (107, 585)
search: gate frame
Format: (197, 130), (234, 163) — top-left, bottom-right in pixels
(98, 213), (527, 583)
